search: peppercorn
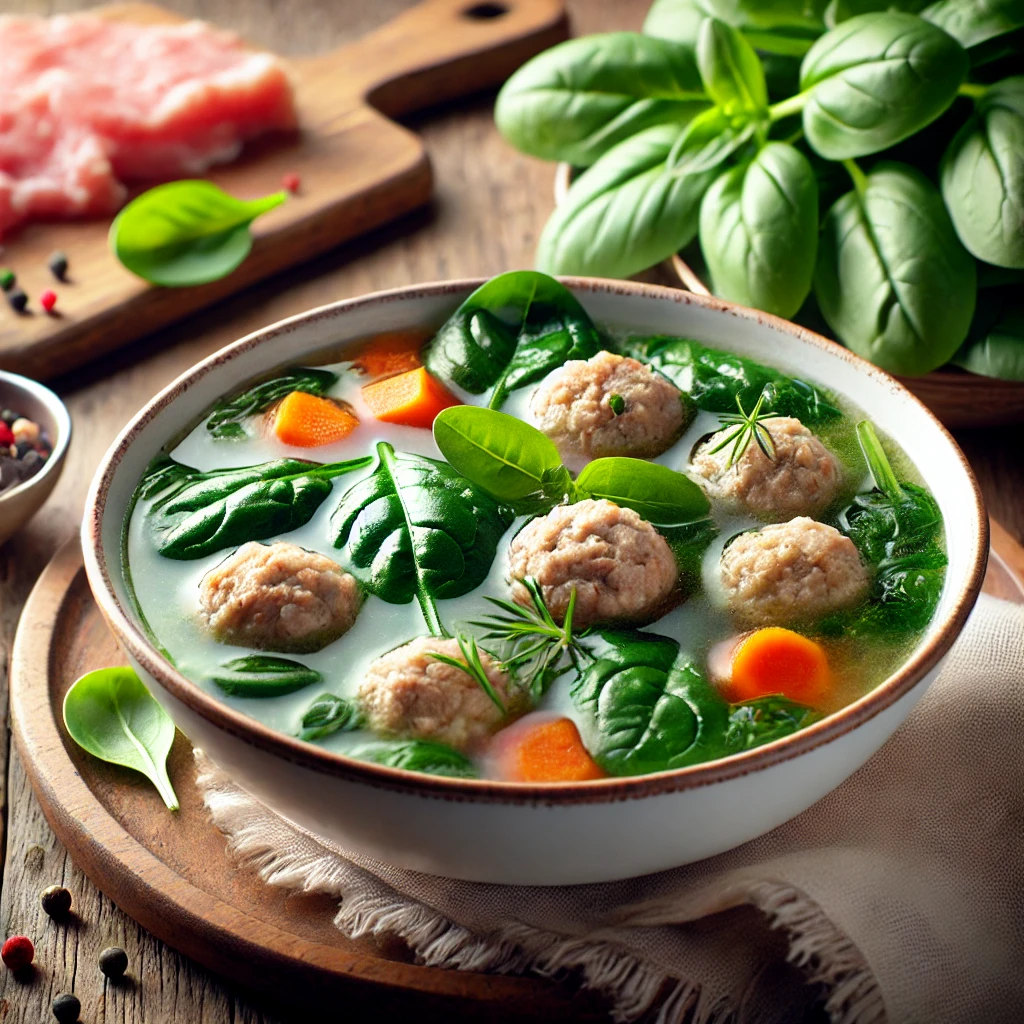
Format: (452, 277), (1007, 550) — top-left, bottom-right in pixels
(40, 289), (58, 313)
(48, 251), (69, 281)
(52, 993), (81, 1023)
(15, 440), (32, 459)
(0, 422), (12, 447)
(0, 269), (14, 291)
(98, 945), (128, 979)
(7, 287), (27, 312)
(40, 884), (73, 920)
(0, 409), (16, 425)
(282, 171), (301, 193)
(1, 935), (34, 971)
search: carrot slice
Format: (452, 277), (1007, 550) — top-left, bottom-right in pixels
(273, 391), (359, 447)
(350, 331), (425, 379)
(713, 627), (831, 705)
(361, 366), (460, 429)
(493, 717), (605, 783)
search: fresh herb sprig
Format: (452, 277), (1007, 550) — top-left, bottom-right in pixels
(706, 390), (776, 468)
(428, 634), (507, 714)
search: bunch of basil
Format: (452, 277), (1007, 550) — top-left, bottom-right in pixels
(495, 1), (1024, 380)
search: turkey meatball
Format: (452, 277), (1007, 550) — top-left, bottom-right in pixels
(530, 350), (687, 459)
(359, 636), (511, 751)
(719, 517), (868, 627)
(199, 541), (361, 653)
(508, 498), (677, 627)
(691, 416), (843, 520)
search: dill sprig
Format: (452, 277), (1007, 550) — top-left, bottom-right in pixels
(428, 634), (507, 714)
(706, 390), (776, 468)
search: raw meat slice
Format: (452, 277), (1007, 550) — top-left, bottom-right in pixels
(0, 15), (297, 237)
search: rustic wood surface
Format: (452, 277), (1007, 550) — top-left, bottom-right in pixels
(0, 0), (1022, 1021)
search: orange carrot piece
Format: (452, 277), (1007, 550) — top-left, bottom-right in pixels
(716, 627), (831, 705)
(494, 717), (605, 783)
(350, 331), (425, 379)
(361, 366), (460, 429)
(273, 391), (359, 447)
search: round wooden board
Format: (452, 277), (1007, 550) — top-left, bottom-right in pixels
(9, 529), (1024, 1017)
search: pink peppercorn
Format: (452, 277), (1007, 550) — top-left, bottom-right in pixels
(0, 422), (12, 446)
(40, 290), (57, 313)
(1, 935), (34, 971)
(282, 172), (301, 194)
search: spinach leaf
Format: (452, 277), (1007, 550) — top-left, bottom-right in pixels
(814, 162), (977, 375)
(941, 77), (1024, 270)
(620, 334), (841, 425)
(535, 123), (723, 279)
(696, 17), (768, 117)
(922, 0), (1024, 49)
(63, 667), (179, 810)
(110, 181), (287, 287)
(351, 740), (477, 778)
(952, 286), (1024, 380)
(206, 368), (339, 440)
(208, 656), (321, 698)
(724, 695), (821, 751)
(699, 142), (818, 317)
(331, 442), (515, 635)
(141, 455), (371, 560)
(659, 517), (720, 594)
(298, 693), (363, 741)
(575, 458), (710, 524)
(423, 271), (601, 409)
(495, 33), (709, 167)
(799, 13), (968, 159)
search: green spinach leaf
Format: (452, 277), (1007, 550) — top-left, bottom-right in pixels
(922, 0), (1024, 49)
(799, 12), (968, 159)
(699, 142), (818, 317)
(331, 442), (515, 634)
(423, 271), (601, 409)
(206, 368), (339, 440)
(141, 455), (371, 560)
(351, 740), (477, 778)
(495, 33), (709, 167)
(298, 693), (363, 741)
(724, 695), (821, 751)
(814, 162), (977, 375)
(659, 517), (720, 595)
(696, 17), (768, 116)
(110, 181), (287, 287)
(208, 656), (321, 698)
(952, 286), (1024, 380)
(575, 458), (710, 524)
(63, 667), (179, 810)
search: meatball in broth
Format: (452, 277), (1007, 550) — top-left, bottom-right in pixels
(199, 541), (362, 653)
(531, 350), (688, 460)
(508, 498), (678, 628)
(691, 417), (843, 521)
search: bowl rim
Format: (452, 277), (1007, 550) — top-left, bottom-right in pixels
(0, 369), (72, 505)
(82, 276), (988, 806)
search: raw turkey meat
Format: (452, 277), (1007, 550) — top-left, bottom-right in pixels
(0, 15), (297, 237)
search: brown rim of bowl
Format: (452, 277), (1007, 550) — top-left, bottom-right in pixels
(82, 277), (989, 806)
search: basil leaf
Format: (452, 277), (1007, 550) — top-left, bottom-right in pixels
(298, 693), (363, 741)
(206, 368), (339, 440)
(495, 33), (709, 167)
(208, 656), (321, 698)
(331, 442), (514, 634)
(696, 18), (768, 116)
(814, 162), (977, 375)
(922, 0), (1024, 49)
(63, 667), (179, 810)
(724, 695), (820, 752)
(351, 740), (477, 778)
(423, 271), (601, 408)
(576, 458), (710, 524)
(142, 455), (371, 560)
(110, 181), (287, 287)
(941, 77), (1024, 270)
(952, 286), (1024, 380)
(432, 406), (563, 501)
(666, 104), (759, 175)
(536, 123), (722, 279)
(799, 12), (968, 159)
(699, 142), (818, 317)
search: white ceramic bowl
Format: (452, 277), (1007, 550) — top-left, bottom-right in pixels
(83, 279), (987, 885)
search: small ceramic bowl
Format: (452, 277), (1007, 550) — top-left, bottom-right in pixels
(82, 279), (987, 885)
(0, 371), (72, 548)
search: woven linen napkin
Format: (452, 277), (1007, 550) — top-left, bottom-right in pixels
(196, 594), (1024, 1024)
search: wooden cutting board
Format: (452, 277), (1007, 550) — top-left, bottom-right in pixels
(7, 526), (1023, 1018)
(0, 0), (567, 382)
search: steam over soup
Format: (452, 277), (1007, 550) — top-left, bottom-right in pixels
(125, 272), (946, 782)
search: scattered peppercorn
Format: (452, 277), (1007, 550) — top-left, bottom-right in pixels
(1, 935), (34, 971)
(40, 289), (58, 313)
(52, 993), (81, 1023)
(0, 409), (16, 426)
(40, 885), (73, 920)
(7, 288), (28, 312)
(98, 945), (128, 979)
(0, 269), (14, 291)
(48, 251), (69, 281)
(282, 171), (301, 193)
(0, 409), (53, 494)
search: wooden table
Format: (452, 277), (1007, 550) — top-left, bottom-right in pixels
(1, 1), (1022, 1021)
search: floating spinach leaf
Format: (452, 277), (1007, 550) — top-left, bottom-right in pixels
(495, 33), (709, 167)
(110, 181), (287, 287)
(331, 442), (514, 635)
(696, 17), (768, 117)
(423, 271), (601, 409)
(659, 517), (720, 595)
(952, 286), (1024, 380)
(575, 458), (710, 524)
(620, 334), (841, 425)
(922, 0), (1024, 49)
(141, 455), (371, 560)
(298, 693), (363, 741)
(208, 656), (321, 698)
(351, 740), (477, 778)
(724, 695), (821, 752)
(206, 368), (339, 440)
(63, 667), (179, 810)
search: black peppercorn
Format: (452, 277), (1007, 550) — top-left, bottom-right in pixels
(15, 440), (31, 459)
(99, 945), (128, 979)
(52, 993), (80, 1023)
(40, 885), (73, 920)
(7, 288), (27, 312)
(0, 409), (16, 426)
(48, 251), (69, 282)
